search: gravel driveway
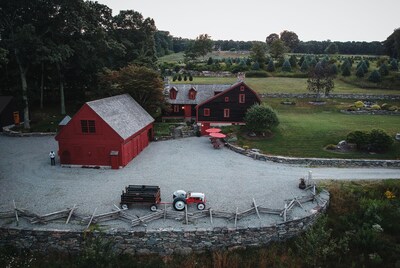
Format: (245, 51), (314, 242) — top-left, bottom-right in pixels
(0, 135), (399, 230)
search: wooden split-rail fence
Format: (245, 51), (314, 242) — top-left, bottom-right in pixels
(1, 183), (325, 230)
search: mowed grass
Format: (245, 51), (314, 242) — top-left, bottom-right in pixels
(170, 76), (400, 95)
(235, 99), (400, 159)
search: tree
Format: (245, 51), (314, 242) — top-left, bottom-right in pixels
(184, 34), (213, 62)
(289, 55), (297, 68)
(266, 59), (275, 72)
(269, 39), (286, 59)
(250, 42), (267, 68)
(98, 65), (166, 117)
(300, 60), (309, 72)
(357, 60), (368, 73)
(341, 62), (351, 76)
(368, 70), (382, 83)
(251, 61), (260, 70)
(379, 63), (389, 76)
(266, 33), (279, 46)
(280, 30), (299, 52)
(207, 57), (213, 65)
(307, 62), (335, 100)
(325, 42), (339, 55)
(281, 59), (292, 72)
(390, 58), (399, 70)
(356, 66), (365, 78)
(244, 104), (279, 134)
(383, 28), (400, 59)
(0, 0), (54, 129)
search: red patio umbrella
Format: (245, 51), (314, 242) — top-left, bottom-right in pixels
(205, 128), (221, 133)
(209, 132), (226, 138)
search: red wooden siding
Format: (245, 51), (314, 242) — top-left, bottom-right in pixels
(55, 104), (153, 168)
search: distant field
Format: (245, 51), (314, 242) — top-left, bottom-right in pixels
(159, 51), (251, 63)
(169, 76), (400, 95)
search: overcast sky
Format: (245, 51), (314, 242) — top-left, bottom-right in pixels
(95, 0), (399, 42)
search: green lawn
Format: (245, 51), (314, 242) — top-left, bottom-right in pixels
(169, 76), (400, 95)
(231, 98), (400, 159)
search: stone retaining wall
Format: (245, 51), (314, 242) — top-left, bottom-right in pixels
(1, 124), (56, 137)
(0, 199), (328, 256)
(260, 93), (400, 100)
(225, 143), (400, 168)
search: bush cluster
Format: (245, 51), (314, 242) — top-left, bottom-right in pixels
(346, 129), (393, 153)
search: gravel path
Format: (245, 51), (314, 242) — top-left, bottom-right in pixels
(0, 135), (399, 230)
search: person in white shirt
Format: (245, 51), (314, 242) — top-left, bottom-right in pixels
(49, 151), (55, 166)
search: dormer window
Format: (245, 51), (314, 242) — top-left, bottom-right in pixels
(188, 88), (197, 100)
(169, 88), (177, 99)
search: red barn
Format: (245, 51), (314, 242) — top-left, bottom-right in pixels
(55, 94), (154, 169)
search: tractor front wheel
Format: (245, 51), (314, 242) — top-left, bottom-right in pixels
(173, 197), (186, 211)
(197, 203), (205, 210)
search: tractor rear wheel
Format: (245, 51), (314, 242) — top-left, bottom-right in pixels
(173, 197), (186, 211)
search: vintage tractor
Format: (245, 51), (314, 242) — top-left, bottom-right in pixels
(172, 190), (206, 211)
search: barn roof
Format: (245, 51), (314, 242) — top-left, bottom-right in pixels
(87, 94), (154, 140)
(165, 84), (231, 105)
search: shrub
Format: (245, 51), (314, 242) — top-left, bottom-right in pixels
(354, 101), (364, 108)
(177, 74), (182, 81)
(388, 106), (398, 111)
(370, 104), (381, 110)
(369, 129), (393, 153)
(245, 70), (269, 77)
(244, 104), (279, 134)
(325, 144), (337, 150)
(381, 103), (389, 110)
(346, 130), (370, 150)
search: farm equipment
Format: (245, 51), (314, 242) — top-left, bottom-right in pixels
(120, 186), (206, 212)
(120, 185), (161, 211)
(172, 190), (206, 211)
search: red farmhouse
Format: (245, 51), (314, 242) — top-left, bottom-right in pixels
(196, 82), (261, 135)
(55, 94), (154, 169)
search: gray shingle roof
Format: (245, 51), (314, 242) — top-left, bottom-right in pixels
(87, 94), (154, 140)
(58, 115), (71, 126)
(165, 84), (232, 105)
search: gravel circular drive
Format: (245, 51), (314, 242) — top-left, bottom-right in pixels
(0, 135), (399, 230)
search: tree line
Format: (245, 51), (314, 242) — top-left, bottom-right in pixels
(0, 0), (160, 128)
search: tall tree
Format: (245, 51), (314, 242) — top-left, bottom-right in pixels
(280, 30), (299, 52)
(250, 42), (267, 68)
(0, 1), (49, 128)
(269, 39), (286, 59)
(266, 33), (279, 46)
(98, 65), (166, 117)
(325, 42), (339, 55)
(113, 10), (157, 68)
(307, 62), (334, 100)
(383, 28), (400, 59)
